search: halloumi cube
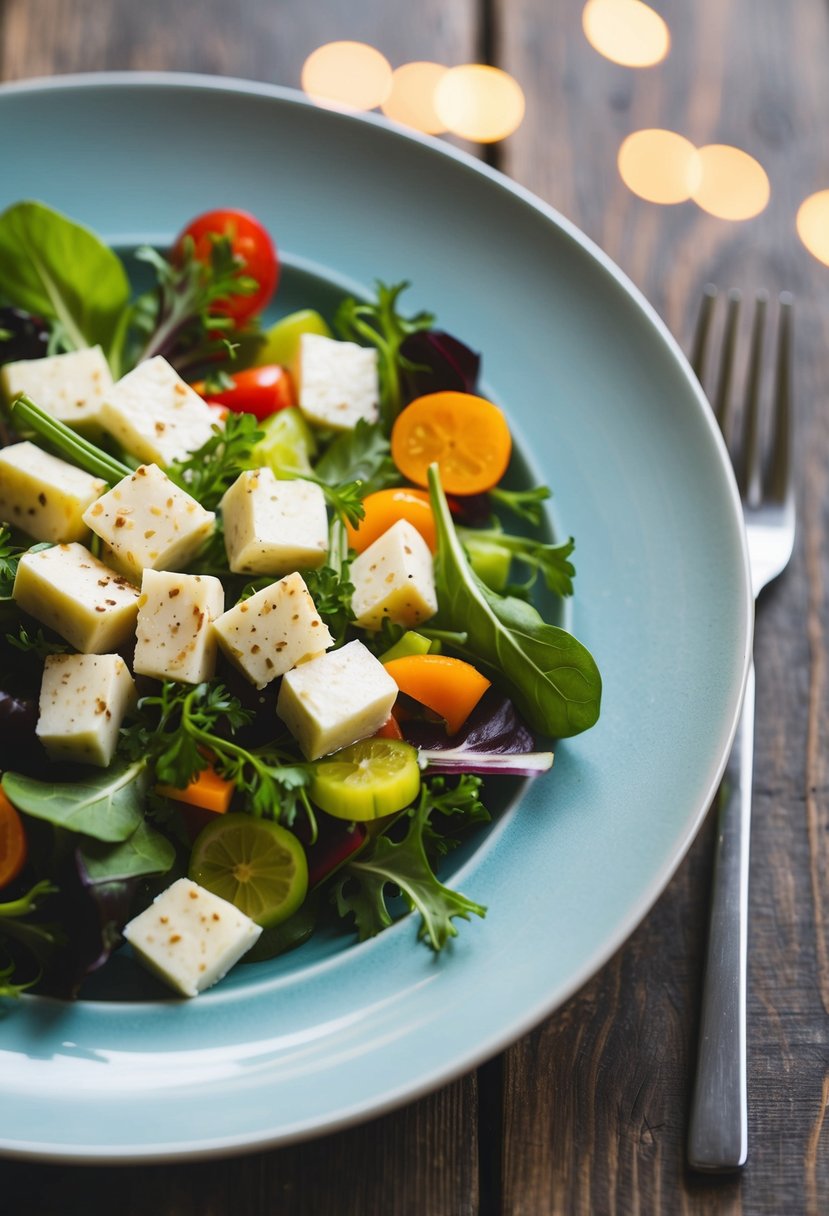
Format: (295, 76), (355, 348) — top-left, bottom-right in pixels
(1, 346), (112, 432)
(122, 878), (262, 998)
(13, 543), (139, 653)
(277, 640), (398, 759)
(213, 571), (333, 689)
(99, 355), (219, 465)
(134, 570), (224, 684)
(221, 468), (328, 576)
(82, 463), (215, 582)
(297, 333), (379, 430)
(36, 652), (136, 767)
(350, 519), (438, 631)
(0, 441), (106, 543)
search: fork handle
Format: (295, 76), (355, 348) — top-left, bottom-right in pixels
(687, 661), (754, 1172)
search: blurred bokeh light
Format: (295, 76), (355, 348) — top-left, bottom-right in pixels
(434, 65), (525, 142)
(692, 145), (770, 220)
(617, 129), (701, 203)
(381, 62), (449, 134)
(582, 0), (670, 68)
(301, 42), (393, 111)
(796, 190), (829, 266)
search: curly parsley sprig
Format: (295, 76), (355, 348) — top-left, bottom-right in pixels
(120, 681), (316, 831)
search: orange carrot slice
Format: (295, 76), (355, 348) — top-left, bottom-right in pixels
(0, 787), (28, 890)
(156, 764), (234, 815)
(383, 654), (491, 735)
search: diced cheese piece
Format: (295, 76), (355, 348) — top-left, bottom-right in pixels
(134, 569), (224, 684)
(213, 571), (333, 689)
(13, 543), (139, 653)
(296, 333), (379, 430)
(350, 519), (438, 631)
(99, 355), (219, 465)
(277, 639), (398, 759)
(221, 468), (328, 576)
(0, 441), (106, 544)
(122, 878), (262, 998)
(82, 463), (215, 582)
(1, 346), (112, 432)
(36, 653), (136, 767)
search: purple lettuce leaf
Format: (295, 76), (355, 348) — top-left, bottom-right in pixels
(400, 330), (481, 402)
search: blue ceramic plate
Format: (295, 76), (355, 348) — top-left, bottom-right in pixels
(0, 74), (751, 1162)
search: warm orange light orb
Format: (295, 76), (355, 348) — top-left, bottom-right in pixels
(434, 65), (525, 143)
(617, 129), (701, 204)
(381, 62), (448, 134)
(796, 190), (829, 267)
(692, 145), (770, 220)
(301, 42), (393, 112)
(582, 0), (670, 68)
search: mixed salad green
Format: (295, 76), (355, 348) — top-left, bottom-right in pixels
(0, 200), (601, 1000)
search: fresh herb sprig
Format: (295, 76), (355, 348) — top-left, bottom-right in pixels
(332, 773), (487, 950)
(121, 681), (315, 828)
(167, 412), (264, 511)
(459, 525), (576, 598)
(335, 282), (434, 428)
(5, 625), (70, 659)
(0, 880), (62, 998)
(489, 485), (552, 527)
(129, 236), (259, 373)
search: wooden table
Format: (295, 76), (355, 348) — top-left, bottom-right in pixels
(1, 1), (827, 1212)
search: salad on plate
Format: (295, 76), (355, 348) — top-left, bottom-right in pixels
(0, 201), (602, 1002)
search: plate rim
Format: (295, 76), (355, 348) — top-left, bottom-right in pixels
(0, 69), (753, 1162)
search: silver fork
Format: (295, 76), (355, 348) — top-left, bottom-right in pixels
(686, 286), (795, 1171)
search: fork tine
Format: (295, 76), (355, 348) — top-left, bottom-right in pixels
(692, 284), (718, 380)
(739, 290), (769, 503)
(768, 292), (794, 503)
(715, 289), (742, 437)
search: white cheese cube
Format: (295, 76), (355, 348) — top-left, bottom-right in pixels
(36, 653), (136, 767)
(350, 519), (438, 631)
(99, 355), (219, 465)
(221, 468), (328, 576)
(213, 571), (333, 689)
(1, 346), (113, 432)
(277, 640), (398, 760)
(82, 463), (215, 582)
(134, 569), (224, 684)
(0, 441), (106, 544)
(122, 878), (262, 998)
(13, 543), (139, 653)
(297, 333), (379, 430)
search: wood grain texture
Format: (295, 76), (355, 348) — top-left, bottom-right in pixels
(498, 0), (829, 1212)
(2, 1), (829, 1212)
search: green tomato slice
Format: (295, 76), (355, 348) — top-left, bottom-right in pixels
(309, 739), (421, 822)
(188, 813), (308, 928)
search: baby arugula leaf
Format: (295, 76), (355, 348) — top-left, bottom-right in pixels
(313, 418), (399, 496)
(76, 818), (176, 883)
(332, 775), (487, 950)
(428, 464), (602, 738)
(0, 201), (131, 366)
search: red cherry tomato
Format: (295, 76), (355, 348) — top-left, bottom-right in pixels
(192, 365), (295, 421)
(173, 209), (279, 324)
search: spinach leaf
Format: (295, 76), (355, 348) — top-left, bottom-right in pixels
(428, 465), (602, 738)
(0, 201), (130, 362)
(2, 760), (146, 842)
(77, 818), (176, 882)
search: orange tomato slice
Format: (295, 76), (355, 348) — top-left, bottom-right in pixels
(346, 487), (437, 553)
(383, 654), (491, 735)
(0, 787), (28, 890)
(390, 391), (512, 496)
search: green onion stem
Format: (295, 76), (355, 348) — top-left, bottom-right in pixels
(11, 394), (132, 485)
